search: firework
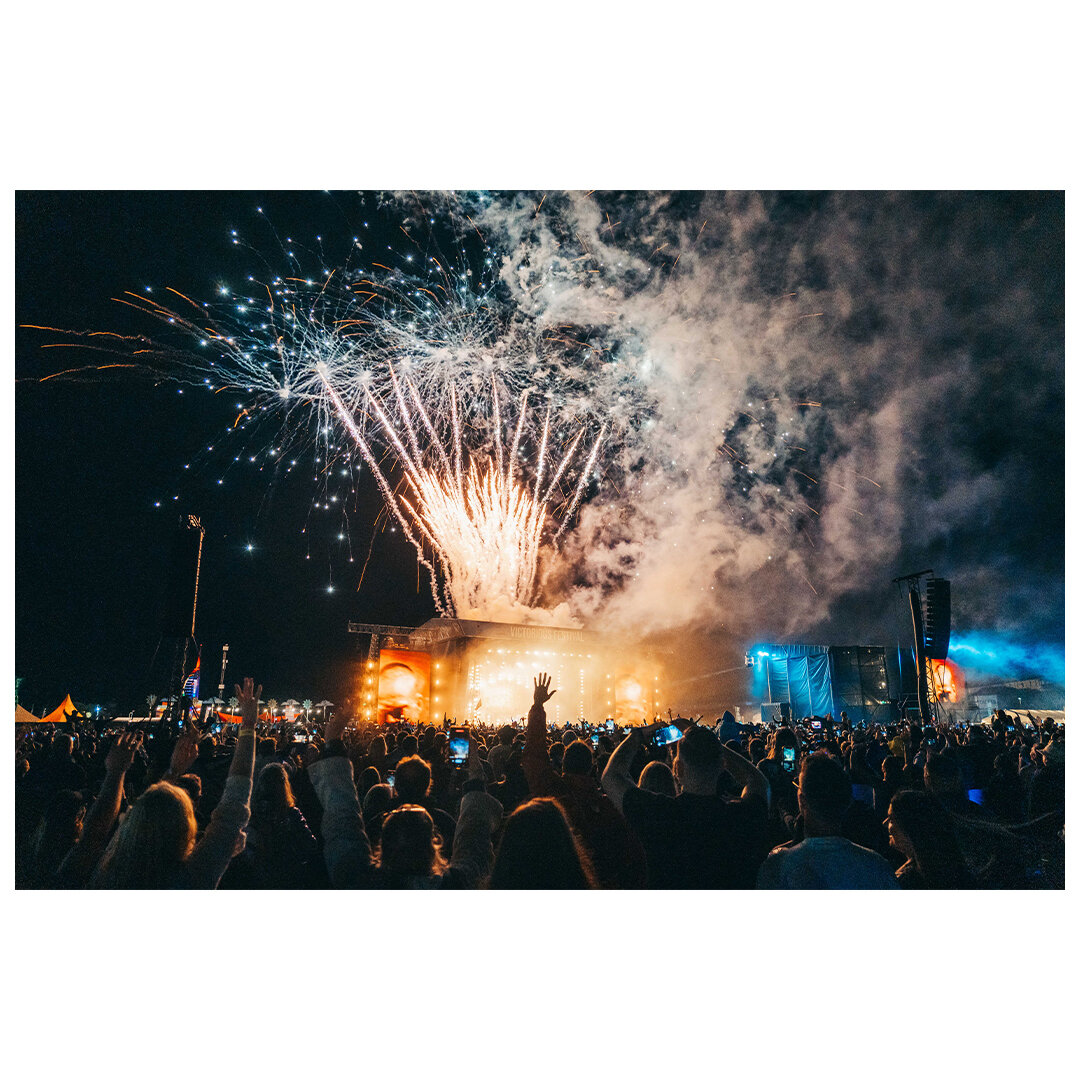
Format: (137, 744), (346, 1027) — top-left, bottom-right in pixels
(318, 361), (603, 619)
(21, 191), (863, 634)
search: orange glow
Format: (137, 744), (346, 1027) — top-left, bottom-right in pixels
(613, 674), (647, 725)
(930, 659), (964, 703)
(376, 648), (431, 724)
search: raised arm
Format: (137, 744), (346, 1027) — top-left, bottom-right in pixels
(450, 735), (504, 886)
(720, 744), (770, 807)
(164, 720), (201, 782)
(523, 672), (559, 797)
(184, 677), (259, 888)
(57, 731), (142, 887)
(601, 726), (650, 815)
(307, 709), (375, 887)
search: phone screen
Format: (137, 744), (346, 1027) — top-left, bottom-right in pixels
(782, 746), (796, 773)
(590, 734), (599, 747)
(449, 729), (469, 767)
(652, 724), (684, 747)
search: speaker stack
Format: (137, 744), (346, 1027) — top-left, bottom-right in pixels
(923, 578), (951, 660)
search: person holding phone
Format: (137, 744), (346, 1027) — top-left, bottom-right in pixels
(306, 713), (503, 888)
(601, 720), (770, 889)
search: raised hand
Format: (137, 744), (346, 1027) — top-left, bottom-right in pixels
(168, 720), (201, 778)
(533, 672), (556, 707)
(235, 677), (263, 731)
(466, 734), (485, 783)
(325, 710), (349, 743)
(105, 731), (142, 776)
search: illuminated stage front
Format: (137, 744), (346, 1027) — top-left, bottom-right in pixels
(354, 618), (663, 726)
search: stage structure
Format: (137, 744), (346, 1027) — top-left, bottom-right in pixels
(348, 618), (664, 726)
(747, 642), (924, 726)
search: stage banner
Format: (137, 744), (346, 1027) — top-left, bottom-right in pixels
(377, 649), (431, 724)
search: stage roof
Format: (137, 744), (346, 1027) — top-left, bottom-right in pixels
(410, 617), (596, 647)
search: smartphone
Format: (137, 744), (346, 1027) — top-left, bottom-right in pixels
(652, 724), (684, 748)
(387, 772), (396, 791)
(782, 746), (796, 773)
(606, 719), (615, 732)
(590, 734), (600, 748)
(448, 727), (469, 768)
(811, 720), (822, 731)
(293, 733), (308, 743)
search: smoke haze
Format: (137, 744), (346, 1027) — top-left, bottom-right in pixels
(461, 192), (1063, 663)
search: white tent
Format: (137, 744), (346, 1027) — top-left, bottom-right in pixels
(974, 710), (1065, 727)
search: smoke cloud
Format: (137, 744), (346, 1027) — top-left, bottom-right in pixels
(461, 192), (1063, 658)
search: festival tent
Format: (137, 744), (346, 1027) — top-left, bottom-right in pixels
(40, 694), (79, 724)
(15, 704), (43, 724)
(975, 710), (1065, 727)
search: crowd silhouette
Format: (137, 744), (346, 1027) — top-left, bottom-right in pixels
(15, 675), (1065, 889)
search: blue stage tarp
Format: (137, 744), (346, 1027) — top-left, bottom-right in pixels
(759, 644), (834, 719)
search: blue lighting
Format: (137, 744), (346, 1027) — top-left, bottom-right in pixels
(949, 632), (1064, 684)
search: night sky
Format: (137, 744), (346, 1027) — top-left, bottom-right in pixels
(16, 192), (443, 712)
(15, 190), (1065, 714)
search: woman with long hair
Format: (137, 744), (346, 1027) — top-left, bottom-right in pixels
(886, 789), (975, 889)
(92, 678), (260, 889)
(231, 762), (319, 888)
(488, 797), (598, 889)
(377, 805), (450, 887)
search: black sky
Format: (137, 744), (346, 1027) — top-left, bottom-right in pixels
(16, 192), (443, 711)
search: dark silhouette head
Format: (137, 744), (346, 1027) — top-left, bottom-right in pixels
(639, 760), (677, 797)
(253, 762), (295, 820)
(379, 805), (447, 882)
(395, 754), (433, 802)
(882, 755), (904, 783)
(51, 734), (74, 760)
(358, 765), (382, 798)
(363, 783), (394, 823)
(488, 798), (598, 889)
(171, 773), (202, 811)
(563, 740), (594, 777)
(674, 726), (723, 794)
(797, 753), (851, 834)
(924, 751), (964, 800)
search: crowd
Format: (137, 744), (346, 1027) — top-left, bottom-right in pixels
(14, 676), (1065, 889)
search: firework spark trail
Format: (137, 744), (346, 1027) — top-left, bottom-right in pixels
(316, 364), (450, 612)
(555, 425), (606, 541)
(534, 405), (551, 500)
(318, 352), (600, 618)
(506, 389), (529, 487)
